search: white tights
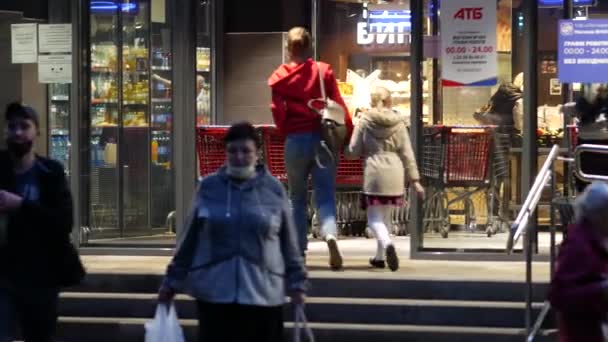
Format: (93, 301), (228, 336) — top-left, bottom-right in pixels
(367, 205), (393, 260)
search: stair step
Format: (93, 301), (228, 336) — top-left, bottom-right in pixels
(74, 273), (549, 302)
(57, 316), (557, 342)
(58, 293), (553, 329)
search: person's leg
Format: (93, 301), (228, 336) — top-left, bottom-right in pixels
(311, 142), (341, 269)
(19, 287), (59, 342)
(197, 301), (235, 342)
(368, 205), (399, 271)
(285, 134), (315, 253)
(0, 286), (15, 342)
(237, 305), (284, 342)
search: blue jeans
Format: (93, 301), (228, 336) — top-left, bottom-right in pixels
(285, 133), (337, 252)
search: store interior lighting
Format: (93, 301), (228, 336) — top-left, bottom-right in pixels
(90, 1), (137, 12)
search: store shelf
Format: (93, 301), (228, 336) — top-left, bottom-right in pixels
(51, 129), (70, 135)
(197, 68), (210, 73)
(123, 101), (149, 106)
(151, 98), (172, 103)
(92, 125), (119, 128)
(151, 66), (171, 71)
(92, 99), (119, 105)
(52, 95), (70, 101)
(92, 67), (116, 73)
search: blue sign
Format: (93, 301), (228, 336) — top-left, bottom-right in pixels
(539, 0), (595, 7)
(558, 19), (608, 83)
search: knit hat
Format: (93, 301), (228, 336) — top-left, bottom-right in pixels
(5, 102), (40, 128)
(574, 182), (608, 223)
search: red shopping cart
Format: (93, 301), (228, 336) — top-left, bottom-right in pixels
(421, 126), (497, 238)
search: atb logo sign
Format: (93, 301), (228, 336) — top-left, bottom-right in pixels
(453, 8), (483, 20)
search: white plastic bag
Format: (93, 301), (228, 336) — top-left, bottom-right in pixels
(293, 304), (315, 342)
(145, 304), (185, 342)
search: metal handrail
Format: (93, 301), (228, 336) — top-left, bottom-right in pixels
(509, 143), (608, 341)
(506, 144), (563, 341)
(575, 144), (608, 182)
(507, 144), (560, 253)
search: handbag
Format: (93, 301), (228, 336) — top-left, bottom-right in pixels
(293, 304), (315, 342)
(307, 62), (347, 168)
(58, 241), (86, 287)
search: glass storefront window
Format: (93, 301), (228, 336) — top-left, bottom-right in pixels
(85, 0), (175, 245)
(196, 1), (212, 126)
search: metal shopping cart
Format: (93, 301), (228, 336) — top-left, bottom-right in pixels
(421, 126), (502, 238)
(196, 126), (230, 178)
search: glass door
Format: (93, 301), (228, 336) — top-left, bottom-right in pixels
(121, 0), (151, 232)
(86, 0), (175, 245)
(89, 0), (121, 237)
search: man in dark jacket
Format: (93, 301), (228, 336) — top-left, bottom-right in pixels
(0, 102), (75, 342)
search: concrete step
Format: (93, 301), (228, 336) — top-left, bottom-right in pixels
(56, 317), (558, 342)
(58, 293), (554, 329)
(73, 273), (550, 302)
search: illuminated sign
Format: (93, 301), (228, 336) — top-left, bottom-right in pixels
(356, 10), (411, 45)
(90, 1), (138, 12)
(539, 0), (595, 7)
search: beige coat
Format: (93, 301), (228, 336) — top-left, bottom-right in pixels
(346, 109), (420, 197)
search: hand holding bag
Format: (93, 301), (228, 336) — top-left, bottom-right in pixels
(307, 62), (347, 168)
(145, 304), (185, 342)
(293, 304), (315, 342)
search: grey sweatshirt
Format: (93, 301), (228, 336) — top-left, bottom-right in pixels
(163, 165), (308, 306)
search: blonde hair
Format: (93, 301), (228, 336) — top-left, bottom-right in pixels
(287, 27), (312, 60)
(513, 72), (524, 91)
(370, 87), (392, 109)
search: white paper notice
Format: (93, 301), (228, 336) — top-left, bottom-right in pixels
(38, 55), (72, 84)
(440, 0), (497, 87)
(11, 23), (38, 64)
(39, 24), (72, 54)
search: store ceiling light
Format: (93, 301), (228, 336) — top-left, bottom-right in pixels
(90, 1), (137, 12)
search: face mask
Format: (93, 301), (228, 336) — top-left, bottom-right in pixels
(227, 164), (256, 180)
(7, 140), (33, 159)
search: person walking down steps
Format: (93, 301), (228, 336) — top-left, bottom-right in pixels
(346, 87), (425, 271)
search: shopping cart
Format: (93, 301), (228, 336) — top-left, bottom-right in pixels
(485, 130), (512, 237)
(196, 126), (230, 178)
(421, 126), (496, 238)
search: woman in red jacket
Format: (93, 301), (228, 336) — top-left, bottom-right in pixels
(268, 27), (353, 270)
(549, 182), (608, 342)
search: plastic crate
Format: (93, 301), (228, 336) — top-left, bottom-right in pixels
(196, 126), (229, 177)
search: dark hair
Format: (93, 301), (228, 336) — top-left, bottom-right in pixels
(5, 102), (39, 128)
(224, 122), (260, 148)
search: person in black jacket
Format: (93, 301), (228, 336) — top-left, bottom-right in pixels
(0, 102), (77, 342)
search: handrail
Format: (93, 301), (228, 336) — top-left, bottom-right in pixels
(574, 144), (608, 182)
(505, 144), (564, 341)
(506, 144), (561, 253)
(509, 143), (608, 341)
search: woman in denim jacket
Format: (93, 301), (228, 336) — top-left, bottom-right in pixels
(159, 122), (308, 342)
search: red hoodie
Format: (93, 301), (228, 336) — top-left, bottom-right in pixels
(268, 58), (353, 137)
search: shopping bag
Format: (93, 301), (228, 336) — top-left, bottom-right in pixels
(145, 304), (185, 342)
(293, 304), (315, 342)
